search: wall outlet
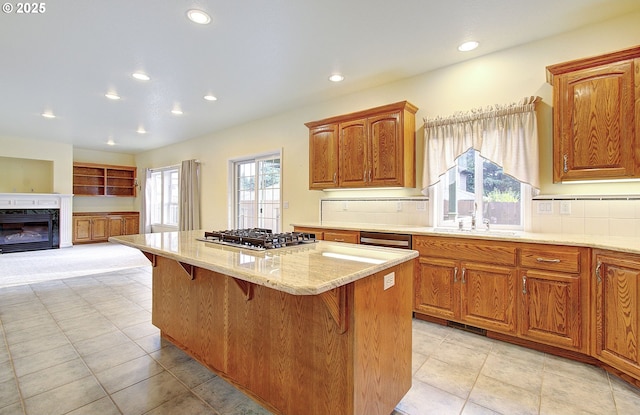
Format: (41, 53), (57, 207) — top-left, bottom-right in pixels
(396, 202), (403, 212)
(416, 201), (427, 211)
(560, 200), (572, 215)
(342, 201), (348, 211)
(536, 201), (553, 214)
(383, 272), (395, 290)
(283, 201), (289, 209)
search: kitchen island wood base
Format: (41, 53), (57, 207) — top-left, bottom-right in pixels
(151, 255), (414, 415)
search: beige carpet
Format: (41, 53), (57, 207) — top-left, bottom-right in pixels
(0, 242), (151, 288)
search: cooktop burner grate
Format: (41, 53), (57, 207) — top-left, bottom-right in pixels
(199, 228), (317, 251)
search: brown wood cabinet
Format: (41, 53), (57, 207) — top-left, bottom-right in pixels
(308, 124), (339, 189)
(413, 236), (518, 335)
(293, 226), (359, 244)
(593, 250), (640, 383)
(413, 236), (590, 351)
(73, 212), (139, 243)
(546, 46), (640, 182)
(518, 244), (589, 352)
(305, 101), (418, 189)
(73, 162), (137, 197)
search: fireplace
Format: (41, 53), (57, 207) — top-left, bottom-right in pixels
(0, 209), (59, 253)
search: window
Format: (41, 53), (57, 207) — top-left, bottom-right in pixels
(231, 152), (281, 232)
(149, 166), (179, 229)
(435, 148), (529, 230)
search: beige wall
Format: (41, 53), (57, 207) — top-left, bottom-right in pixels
(134, 11), (640, 231)
(73, 148), (137, 213)
(0, 135), (73, 194)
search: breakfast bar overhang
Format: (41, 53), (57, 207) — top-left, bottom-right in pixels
(110, 230), (418, 415)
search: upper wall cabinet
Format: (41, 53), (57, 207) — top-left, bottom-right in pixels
(73, 162), (137, 197)
(546, 45), (640, 183)
(305, 101), (418, 190)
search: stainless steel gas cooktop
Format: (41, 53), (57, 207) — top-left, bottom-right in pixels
(197, 228), (317, 251)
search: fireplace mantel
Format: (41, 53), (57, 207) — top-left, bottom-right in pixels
(0, 193), (73, 248)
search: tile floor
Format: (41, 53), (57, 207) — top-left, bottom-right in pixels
(1, 266), (640, 415)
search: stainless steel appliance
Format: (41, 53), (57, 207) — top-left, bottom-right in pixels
(359, 231), (412, 250)
(199, 228), (317, 251)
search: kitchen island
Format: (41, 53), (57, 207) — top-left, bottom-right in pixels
(109, 230), (418, 415)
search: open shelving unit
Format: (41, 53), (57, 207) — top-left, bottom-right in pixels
(73, 163), (137, 197)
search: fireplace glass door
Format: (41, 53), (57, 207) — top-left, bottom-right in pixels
(0, 213), (54, 253)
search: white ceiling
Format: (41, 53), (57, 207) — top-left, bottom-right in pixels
(1, 0), (639, 154)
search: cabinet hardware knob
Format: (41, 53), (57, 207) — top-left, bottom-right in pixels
(461, 267), (466, 284)
(454, 267), (458, 283)
(536, 257), (561, 263)
(334, 238), (345, 242)
(369, 170), (372, 182)
(363, 169), (367, 182)
(522, 275), (527, 295)
(595, 260), (602, 284)
(563, 154), (568, 173)
(333, 172), (337, 183)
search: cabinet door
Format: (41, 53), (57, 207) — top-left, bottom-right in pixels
(520, 269), (583, 350)
(595, 253), (640, 374)
(414, 257), (459, 320)
(554, 60), (636, 181)
(123, 215), (140, 235)
(108, 216), (124, 237)
(460, 261), (516, 334)
(309, 124), (339, 189)
(73, 217), (92, 242)
(339, 118), (368, 187)
(91, 217), (108, 241)
(368, 111), (402, 186)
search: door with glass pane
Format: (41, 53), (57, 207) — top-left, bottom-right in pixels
(235, 155), (281, 232)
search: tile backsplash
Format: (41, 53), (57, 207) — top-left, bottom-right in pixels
(320, 197), (429, 226)
(320, 195), (640, 237)
(531, 196), (640, 237)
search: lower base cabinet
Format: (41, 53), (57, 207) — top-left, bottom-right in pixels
(594, 250), (640, 384)
(413, 236), (518, 335)
(413, 236), (589, 353)
(73, 212), (140, 243)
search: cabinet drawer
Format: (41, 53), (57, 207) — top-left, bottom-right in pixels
(413, 236), (516, 266)
(520, 246), (582, 273)
(324, 231), (359, 244)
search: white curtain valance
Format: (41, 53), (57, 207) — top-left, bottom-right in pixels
(422, 96), (541, 192)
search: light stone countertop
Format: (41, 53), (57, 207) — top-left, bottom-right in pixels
(291, 222), (640, 255)
(109, 230), (418, 295)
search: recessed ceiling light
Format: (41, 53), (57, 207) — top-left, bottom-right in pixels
(187, 9), (211, 24)
(328, 74), (345, 82)
(132, 72), (150, 81)
(107, 139), (115, 146)
(137, 127), (147, 134)
(204, 95), (217, 101)
(41, 112), (56, 119)
(458, 41), (479, 52)
(105, 92), (121, 100)
(171, 108), (183, 115)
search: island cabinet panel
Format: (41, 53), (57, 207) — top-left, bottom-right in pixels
(150, 254), (413, 415)
(152, 257), (227, 372)
(594, 250), (640, 383)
